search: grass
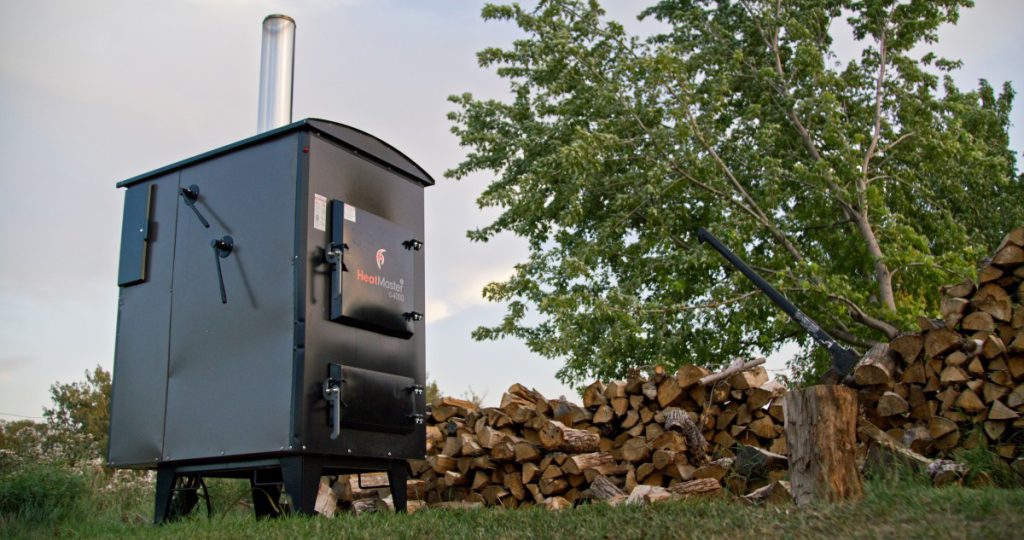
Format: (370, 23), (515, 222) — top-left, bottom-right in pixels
(3, 465), (1023, 540)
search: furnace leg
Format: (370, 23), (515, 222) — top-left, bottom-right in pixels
(250, 479), (282, 519)
(153, 466), (176, 525)
(387, 460), (408, 513)
(280, 456), (322, 516)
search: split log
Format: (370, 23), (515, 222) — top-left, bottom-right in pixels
(315, 480), (338, 517)
(954, 389), (985, 413)
(889, 333), (924, 363)
(522, 462), (540, 484)
(876, 392), (909, 417)
(584, 475), (626, 506)
(621, 438), (650, 463)
(979, 265), (1003, 284)
(667, 478), (722, 498)
(972, 284), (1012, 322)
(438, 396), (480, 414)
(743, 481), (792, 505)
(693, 458), (731, 482)
(657, 377), (684, 408)
(853, 344), (897, 386)
(604, 380), (626, 399)
(513, 441), (541, 463)
(538, 421), (599, 453)
(746, 381), (785, 410)
(727, 365), (769, 390)
(924, 328), (962, 358)
(562, 452), (617, 476)
(993, 244), (1024, 267)
(940, 298), (970, 327)
(988, 400), (1019, 421)
(942, 279), (975, 299)
(784, 385), (862, 506)
(962, 312), (995, 332)
(582, 382), (607, 407)
(592, 405), (614, 424)
(676, 365), (709, 389)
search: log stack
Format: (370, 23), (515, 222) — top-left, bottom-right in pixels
(400, 364), (788, 508)
(849, 226), (1024, 472)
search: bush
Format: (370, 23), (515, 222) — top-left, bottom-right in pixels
(0, 464), (87, 524)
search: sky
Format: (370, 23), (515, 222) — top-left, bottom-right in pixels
(0, 0), (1021, 420)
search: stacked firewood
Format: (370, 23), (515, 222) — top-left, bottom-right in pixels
(850, 226), (1024, 472)
(400, 360), (789, 508)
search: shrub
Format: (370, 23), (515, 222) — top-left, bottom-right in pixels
(0, 464), (87, 523)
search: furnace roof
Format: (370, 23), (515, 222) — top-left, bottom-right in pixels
(116, 118), (436, 188)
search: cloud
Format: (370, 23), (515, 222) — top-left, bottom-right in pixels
(426, 260), (517, 325)
(0, 356), (31, 384)
(426, 299), (452, 323)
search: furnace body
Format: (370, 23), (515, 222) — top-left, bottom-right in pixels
(108, 119), (430, 518)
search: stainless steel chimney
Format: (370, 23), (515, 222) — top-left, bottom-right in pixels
(257, 15), (296, 133)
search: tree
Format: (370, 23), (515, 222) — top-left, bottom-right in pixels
(43, 366), (111, 464)
(447, 0), (1022, 386)
(0, 420), (49, 471)
(425, 378), (442, 405)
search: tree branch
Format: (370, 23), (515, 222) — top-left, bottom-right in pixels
(827, 293), (899, 339)
(860, 32), (888, 187)
(681, 105), (808, 263)
(826, 318), (881, 348)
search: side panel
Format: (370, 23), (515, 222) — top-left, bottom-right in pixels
(300, 133), (426, 459)
(162, 135), (299, 461)
(108, 172), (179, 467)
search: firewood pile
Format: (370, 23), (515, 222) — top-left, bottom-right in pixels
(388, 359), (792, 509)
(850, 226), (1024, 472)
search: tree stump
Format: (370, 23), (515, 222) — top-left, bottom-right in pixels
(783, 385), (862, 506)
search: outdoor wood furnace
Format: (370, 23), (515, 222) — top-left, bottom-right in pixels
(107, 119), (431, 521)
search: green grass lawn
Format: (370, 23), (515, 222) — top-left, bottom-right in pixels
(3, 469), (1023, 540)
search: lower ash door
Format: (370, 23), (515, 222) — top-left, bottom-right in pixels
(322, 364), (423, 438)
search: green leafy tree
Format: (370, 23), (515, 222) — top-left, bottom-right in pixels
(43, 366), (111, 464)
(448, 0), (1022, 385)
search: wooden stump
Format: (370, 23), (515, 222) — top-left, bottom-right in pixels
(783, 385), (863, 506)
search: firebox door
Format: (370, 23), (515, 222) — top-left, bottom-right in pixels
(327, 200), (420, 338)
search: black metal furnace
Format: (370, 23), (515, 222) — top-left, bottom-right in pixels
(108, 118), (431, 521)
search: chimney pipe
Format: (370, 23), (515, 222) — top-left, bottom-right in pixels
(257, 14), (296, 134)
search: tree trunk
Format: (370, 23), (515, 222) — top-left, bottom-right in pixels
(783, 385), (863, 506)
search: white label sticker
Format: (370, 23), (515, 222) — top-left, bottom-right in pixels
(313, 194), (327, 231)
(344, 203), (356, 222)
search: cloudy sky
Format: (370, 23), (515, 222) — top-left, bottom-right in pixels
(1, 0), (1021, 420)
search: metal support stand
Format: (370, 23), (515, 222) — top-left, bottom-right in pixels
(250, 479), (282, 519)
(153, 467), (210, 524)
(152, 456), (410, 524)
(153, 466), (176, 525)
(387, 459), (408, 513)
(280, 456), (323, 516)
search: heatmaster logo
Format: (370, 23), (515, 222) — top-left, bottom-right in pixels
(356, 267), (405, 303)
(376, 249), (386, 269)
